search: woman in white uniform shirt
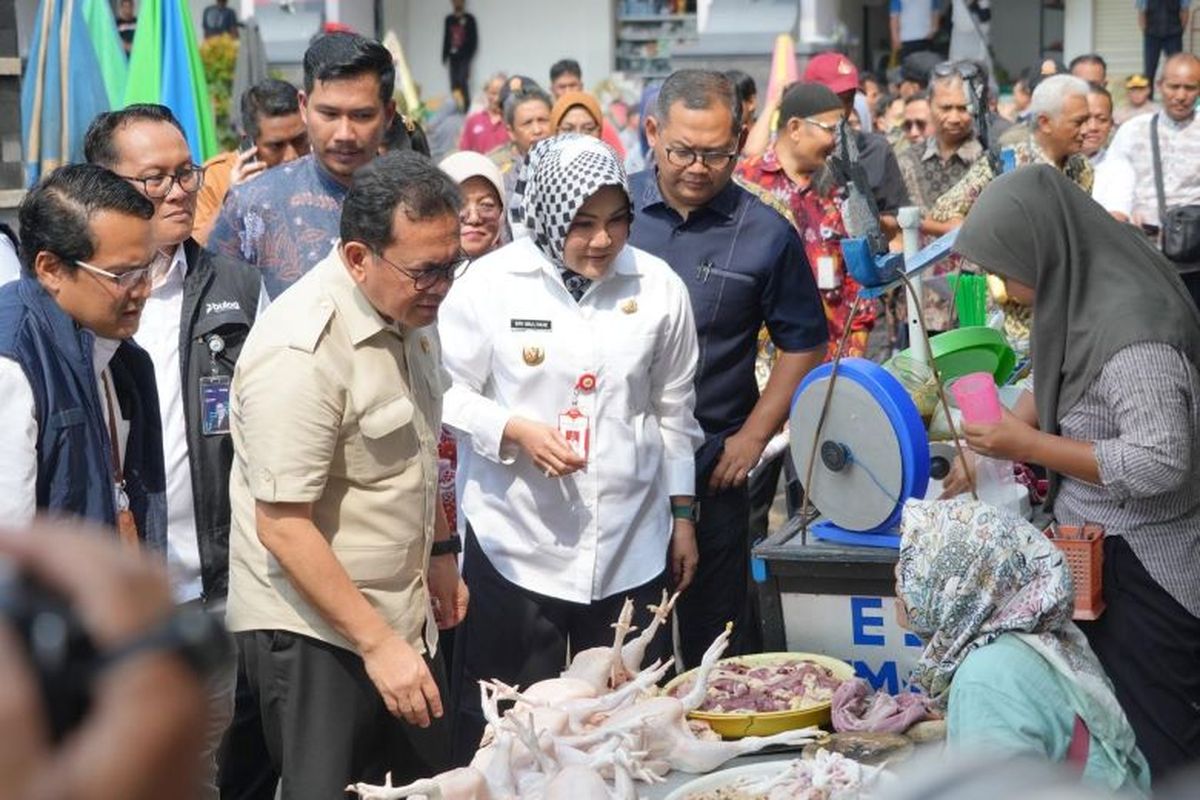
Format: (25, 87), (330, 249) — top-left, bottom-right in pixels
(440, 134), (704, 760)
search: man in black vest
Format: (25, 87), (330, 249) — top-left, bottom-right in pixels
(85, 104), (265, 800)
(0, 164), (164, 541)
(1140, 0), (1192, 96)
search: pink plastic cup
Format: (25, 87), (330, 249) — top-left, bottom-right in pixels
(952, 372), (1003, 425)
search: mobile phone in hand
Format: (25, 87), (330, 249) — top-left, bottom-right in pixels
(239, 135), (257, 163)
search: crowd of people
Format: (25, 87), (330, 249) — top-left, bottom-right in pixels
(0, 14), (1198, 800)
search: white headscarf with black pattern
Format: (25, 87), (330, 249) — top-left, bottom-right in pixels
(508, 134), (629, 269)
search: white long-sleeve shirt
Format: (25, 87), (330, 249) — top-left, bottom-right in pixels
(135, 244), (270, 602)
(439, 237), (704, 603)
(0, 335), (124, 526)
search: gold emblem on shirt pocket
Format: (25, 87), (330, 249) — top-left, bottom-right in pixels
(349, 395), (419, 479)
(522, 345), (545, 366)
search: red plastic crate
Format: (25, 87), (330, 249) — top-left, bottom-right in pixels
(1044, 523), (1105, 620)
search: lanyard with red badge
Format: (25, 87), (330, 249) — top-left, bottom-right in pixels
(558, 372), (595, 461)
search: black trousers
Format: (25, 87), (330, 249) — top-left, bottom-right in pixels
(1144, 32), (1183, 95)
(1077, 536), (1200, 784)
(217, 662), (276, 800)
(448, 57), (471, 109)
(676, 485), (754, 670)
(449, 528), (668, 764)
(237, 630), (450, 800)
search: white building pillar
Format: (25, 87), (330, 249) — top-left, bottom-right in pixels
(1062, 0), (1095, 62)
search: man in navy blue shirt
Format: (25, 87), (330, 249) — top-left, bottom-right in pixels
(629, 70), (828, 668)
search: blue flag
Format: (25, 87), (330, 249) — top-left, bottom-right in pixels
(20, 0), (111, 186)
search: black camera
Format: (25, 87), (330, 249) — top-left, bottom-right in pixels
(0, 562), (98, 741)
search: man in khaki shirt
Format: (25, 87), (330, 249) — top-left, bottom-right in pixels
(226, 151), (469, 798)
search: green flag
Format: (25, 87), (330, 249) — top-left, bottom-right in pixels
(81, 0), (128, 108)
(124, 0), (218, 162)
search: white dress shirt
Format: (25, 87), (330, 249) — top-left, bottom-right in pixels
(135, 244), (270, 602)
(0, 332), (125, 527)
(440, 237), (704, 603)
(1104, 111), (1200, 227)
(0, 234), (20, 286)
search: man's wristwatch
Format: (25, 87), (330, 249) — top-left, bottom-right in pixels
(431, 535), (462, 557)
(671, 503), (697, 522)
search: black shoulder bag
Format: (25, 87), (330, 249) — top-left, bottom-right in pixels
(1150, 113), (1200, 265)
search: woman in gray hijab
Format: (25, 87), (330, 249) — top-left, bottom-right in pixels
(945, 165), (1200, 785)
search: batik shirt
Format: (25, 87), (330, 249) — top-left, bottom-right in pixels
(737, 146), (875, 360)
(898, 136), (984, 211)
(929, 138), (1094, 222)
(898, 136), (985, 331)
(207, 154), (347, 299)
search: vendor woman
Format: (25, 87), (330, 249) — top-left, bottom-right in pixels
(946, 166), (1200, 783)
(439, 134), (704, 761)
(897, 498), (1150, 796)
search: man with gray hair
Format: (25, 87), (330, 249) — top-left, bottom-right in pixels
(1097, 53), (1200, 306)
(929, 73), (1094, 225)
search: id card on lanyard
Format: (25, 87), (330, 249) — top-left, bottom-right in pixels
(558, 372), (596, 461)
(201, 334), (232, 436)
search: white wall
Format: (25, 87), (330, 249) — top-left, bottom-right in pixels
(382, 0), (615, 106)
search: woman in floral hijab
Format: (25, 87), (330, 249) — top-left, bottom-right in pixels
(896, 498), (1150, 795)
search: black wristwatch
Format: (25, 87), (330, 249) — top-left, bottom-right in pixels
(99, 607), (232, 680)
(430, 535), (462, 557)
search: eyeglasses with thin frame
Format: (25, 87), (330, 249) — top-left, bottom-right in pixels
(75, 258), (153, 289)
(117, 166), (207, 199)
(374, 250), (471, 290)
(663, 147), (739, 170)
(460, 199), (503, 222)
(804, 117), (841, 134)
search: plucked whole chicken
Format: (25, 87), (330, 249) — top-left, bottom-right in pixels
(347, 592), (823, 800)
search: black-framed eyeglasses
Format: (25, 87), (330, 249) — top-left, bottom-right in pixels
(902, 119), (929, 131)
(663, 147), (739, 170)
(374, 250), (471, 290)
(117, 166), (207, 199)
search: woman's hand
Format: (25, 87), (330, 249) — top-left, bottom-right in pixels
(668, 519), (698, 594)
(962, 409), (1040, 463)
(939, 452), (977, 499)
(503, 417), (587, 477)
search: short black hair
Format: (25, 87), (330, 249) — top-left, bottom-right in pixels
(549, 59), (582, 83)
(1069, 53), (1107, 74)
(873, 91), (897, 119)
(655, 70), (743, 138)
(381, 114), (431, 157)
(724, 69), (758, 105)
(1087, 81), (1112, 105)
(303, 32), (395, 105)
(18, 164), (154, 275)
(83, 104), (187, 168)
(340, 151), (462, 253)
(241, 78), (301, 139)
(904, 90), (931, 106)
(860, 71), (883, 89)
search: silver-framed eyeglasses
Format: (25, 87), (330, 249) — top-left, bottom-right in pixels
(117, 166), (206, 199)
(804, 117), (841, 134)
(663, 147), (739, 170)
(75, 259), (154, 288)
(374, 250), (472, 290)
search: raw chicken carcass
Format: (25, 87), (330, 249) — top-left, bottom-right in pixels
(830, 678), (930, 734)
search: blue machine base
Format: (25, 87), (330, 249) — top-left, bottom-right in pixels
(810, 520), (900, 549)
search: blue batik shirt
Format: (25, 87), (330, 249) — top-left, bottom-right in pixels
(207, 154), (347, 299)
